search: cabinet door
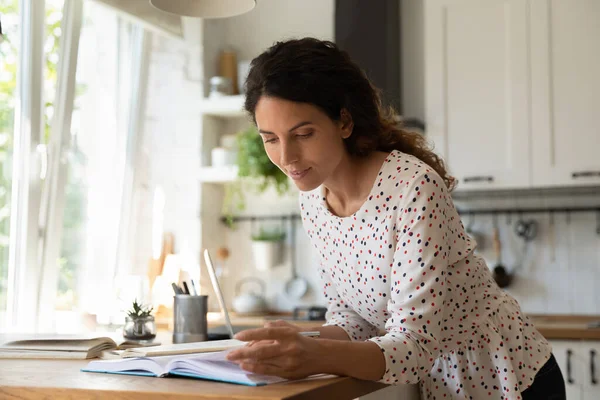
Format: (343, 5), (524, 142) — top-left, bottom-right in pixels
(425, 0), (531, 191)
(581, 341), (600, 400)
(530, 0), (600, 187)
(550, 340), (583, 400)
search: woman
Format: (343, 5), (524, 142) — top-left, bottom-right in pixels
(226, 38), (565, 400)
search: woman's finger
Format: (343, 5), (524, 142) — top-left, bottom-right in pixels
(227, 341), (282, 361)
(238, 360), (293, 378)
(264, 319), (289, 328)
(234, 326), (297, 342)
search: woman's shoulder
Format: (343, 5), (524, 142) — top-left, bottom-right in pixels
(382, 150), (446, 192)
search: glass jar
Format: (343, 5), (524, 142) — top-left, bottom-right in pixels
(209, 76), (233, 98)
(122, 315), (157, 341)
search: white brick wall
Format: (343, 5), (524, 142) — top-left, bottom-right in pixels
(132, 33), (202, 277)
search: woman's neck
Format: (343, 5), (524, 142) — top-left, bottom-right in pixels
(323, 151), (389, 217)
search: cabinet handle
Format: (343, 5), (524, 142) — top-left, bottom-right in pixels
(567, 349), (574, 384)
(591, 349), (597, 385)
(463, 176), (494, 183)
(571, 171), (600, 179)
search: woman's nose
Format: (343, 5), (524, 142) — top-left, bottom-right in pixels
(280, 141), (300, 167)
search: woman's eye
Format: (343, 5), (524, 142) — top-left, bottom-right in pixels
(264, 137), (278, 144)
(297, 132), (313, 139)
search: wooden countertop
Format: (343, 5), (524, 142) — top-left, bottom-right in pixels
(528, 314), (600, 341)
(0, 358), (386, 400)
(205, 312), (600, 341)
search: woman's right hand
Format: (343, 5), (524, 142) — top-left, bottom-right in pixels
(263, 319), (304, 332)
(245, 320), (305, 349)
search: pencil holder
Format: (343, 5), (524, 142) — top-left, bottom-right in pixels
(173, 295), (208, 344)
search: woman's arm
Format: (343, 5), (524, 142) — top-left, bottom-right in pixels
(318, 338), (386, 380)
(306, 325), (353, 341)
(227, 327), (386, 380)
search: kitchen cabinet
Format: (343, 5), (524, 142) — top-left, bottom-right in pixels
(425, 0), (531, 191)
(530, 0), (600, 188)
(425, 0), (600, 192)
(549, 340), (600, 400)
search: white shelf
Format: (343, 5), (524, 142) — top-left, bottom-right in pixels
(200, 95), (247, 118)
(198, 165), (238, 183)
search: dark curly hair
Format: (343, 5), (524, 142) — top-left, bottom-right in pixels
(244, 37), (456, 191)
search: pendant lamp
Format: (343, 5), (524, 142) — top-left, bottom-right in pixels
(150, 0), (256, 18)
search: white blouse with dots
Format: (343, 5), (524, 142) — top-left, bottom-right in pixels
(300, 150), (552, 400)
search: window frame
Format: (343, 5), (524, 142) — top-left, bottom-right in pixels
(4, 0), (151, 333)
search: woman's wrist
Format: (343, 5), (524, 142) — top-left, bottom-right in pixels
(315, 339), (386, 380)
(303, 325), (351, 341)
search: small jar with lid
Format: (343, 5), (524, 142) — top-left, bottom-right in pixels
(209, 76), (233, 98)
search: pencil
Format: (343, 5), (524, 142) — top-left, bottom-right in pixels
(299, 331), (320, 338)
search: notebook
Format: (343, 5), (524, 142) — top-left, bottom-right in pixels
(108, 338), (246, 359)
(82, 350), (287, 386)
(0, 336), (161, 360)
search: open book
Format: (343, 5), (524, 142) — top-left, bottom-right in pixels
(0, 336), (161, 360)
(101, 339), (246, 360)
(82, 350), (288, 386)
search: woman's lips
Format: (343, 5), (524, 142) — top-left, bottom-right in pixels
(289, 168), (310, 180)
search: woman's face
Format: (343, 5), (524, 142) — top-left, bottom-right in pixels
(254, 96), (352, 192)
(254, 96), (352, 191)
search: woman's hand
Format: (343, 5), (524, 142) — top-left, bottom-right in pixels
(226, 325), (323, 379)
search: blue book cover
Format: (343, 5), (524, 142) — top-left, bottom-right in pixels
(81, 351), (287, 386)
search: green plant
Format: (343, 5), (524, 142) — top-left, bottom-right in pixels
(126, 299), (153, 319)
(222, 125), (290, 226)
(236, 125), (289, 194)
(251, 228), (286, 242)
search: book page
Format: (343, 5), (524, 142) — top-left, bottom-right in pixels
(84, 353), (213, 377)
(167, 350), (288, 386)
(0, 337), (116, 352)
(121, 339), (245, 358)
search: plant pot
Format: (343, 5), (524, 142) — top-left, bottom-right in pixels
(251, 240), (283, 271)
(122, 316), (157, 341)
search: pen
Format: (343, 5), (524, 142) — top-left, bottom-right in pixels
(171, 282), (184, 295)
(190, 280), (198, 296)
(299, 331), (320, 338)
(182, 281), (191, 295)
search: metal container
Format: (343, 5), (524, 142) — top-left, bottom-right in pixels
(173, 295), (208, 343)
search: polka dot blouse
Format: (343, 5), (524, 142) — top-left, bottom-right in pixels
(300, 150), (552, 400)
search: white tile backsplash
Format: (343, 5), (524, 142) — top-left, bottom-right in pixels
(454, 193), (600, 315)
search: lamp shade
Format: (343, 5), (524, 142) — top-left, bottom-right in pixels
(150, 0), (256, 18)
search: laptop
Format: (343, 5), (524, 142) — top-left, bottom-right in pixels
(203, 249), (261, 340)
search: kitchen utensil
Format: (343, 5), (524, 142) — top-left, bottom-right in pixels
(284, 217), (308, 299)
(219, 50), (238, 94)
(549, 212), (556, 262)
(515, 218), (538, 241)
(232, 277), (268, 315)
(492, 224), (512, 288)
(465, 213), (484, 250)
(493, 218), (538, 288)
(214, 246), (230, 277)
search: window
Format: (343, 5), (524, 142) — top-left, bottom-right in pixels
(55, 3), (143, 317)
(0, 0), (19, 324)
(2, 0), (149, 333)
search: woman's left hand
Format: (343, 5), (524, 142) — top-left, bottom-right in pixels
(226, 326), (323, 379)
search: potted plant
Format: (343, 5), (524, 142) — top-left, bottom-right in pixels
(122, 299), (157, 341)
(222, 125), (290, 225)
(251, 227), (286, 271)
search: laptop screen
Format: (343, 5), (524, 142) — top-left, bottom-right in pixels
(203, 249), (236, 339)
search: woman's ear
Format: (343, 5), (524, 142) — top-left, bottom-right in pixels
(339, 108), (354, 139)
